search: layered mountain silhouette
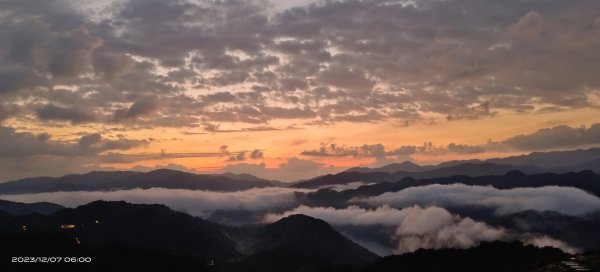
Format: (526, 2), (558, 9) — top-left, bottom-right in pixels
(2, 201), (595, 271)
(0, 169), (277, 194)
(295, 147), (600, 189)
(1, 147), (598, 194)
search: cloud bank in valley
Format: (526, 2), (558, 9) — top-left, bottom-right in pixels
(357, 184), (600, 216)
(0, 187), (311, 217)
(265, 205), (579, 254)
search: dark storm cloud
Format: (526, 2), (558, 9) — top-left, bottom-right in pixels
(0, 0), (599, 129)
(35, 103), (96, 124)
(113, 96), (161, 121)
(0, 126), (146, 163)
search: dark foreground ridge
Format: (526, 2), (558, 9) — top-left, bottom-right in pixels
(0, 201), (378, 272)
(1, 200), (599, 271)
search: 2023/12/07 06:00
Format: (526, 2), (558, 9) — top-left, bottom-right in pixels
(11, 257), (92, 263)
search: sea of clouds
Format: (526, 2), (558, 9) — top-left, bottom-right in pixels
(2, 183), (599, 255)
(356, 184), (600, 216)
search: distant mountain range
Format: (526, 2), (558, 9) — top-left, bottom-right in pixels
(0, 169), (279, 194)
(0, 147), (598, 194)
(294, 147), (600, 188)
(350, 147), (600, 173)
(293, 162), (545, 188)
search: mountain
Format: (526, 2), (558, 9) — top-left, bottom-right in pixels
(293, 162), (544, 189)
(3, 200), (239, 261)
(221, 214), (378, 272)
(340, 147), (600, 178)
(217, 172), (286, 187)
(363, 241), (569, 272)
(0, 199), (64, 215)
(347, 161), (436, 173)
(0, 169), (278, 194)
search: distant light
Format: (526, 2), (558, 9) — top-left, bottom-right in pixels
(60, 224), (76, 229)
(21, 225), (27, 231)
(75, 237), (81, 244)
(95, 220), (100, 224)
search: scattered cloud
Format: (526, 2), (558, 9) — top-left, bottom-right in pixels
(493, 123), (600, 151)
(1, 0), (599, 128)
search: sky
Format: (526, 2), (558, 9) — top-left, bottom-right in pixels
(0, 0), (599, 182)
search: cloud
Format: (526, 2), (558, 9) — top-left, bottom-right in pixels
(1, 0), (599, 129)
(46, 27), (103, 77)
(522, 234), (579, 254)
(300, 141), (477, 158)
(493, 123), (600, 151)
(392, 206), (507, 254)
(0, 187), (312, 217)
(113, 96), (161, 121)
(300, 123), (600, 161)
(319, 182), (374, 192)
(35, 103), (96, 124)
(301, 142), (416, 158)
(0, 127), (146, 158)
(358, 184), (600, 216)
(264, 204), (578, 254)
(0, 127), (146, 181)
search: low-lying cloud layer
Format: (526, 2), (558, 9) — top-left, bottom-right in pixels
(0, 187), (311, 217)
(357, 184), (600, 216)
(0, 184), (589, 254)
(266, 205), (579, 254)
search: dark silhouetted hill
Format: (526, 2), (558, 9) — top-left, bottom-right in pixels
(0, 199), (64, 215)
(220, 214), (378, 272)
(0, 201), (380, 272)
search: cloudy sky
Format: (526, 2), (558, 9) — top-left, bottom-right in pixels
(1, 0), (599, 181)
